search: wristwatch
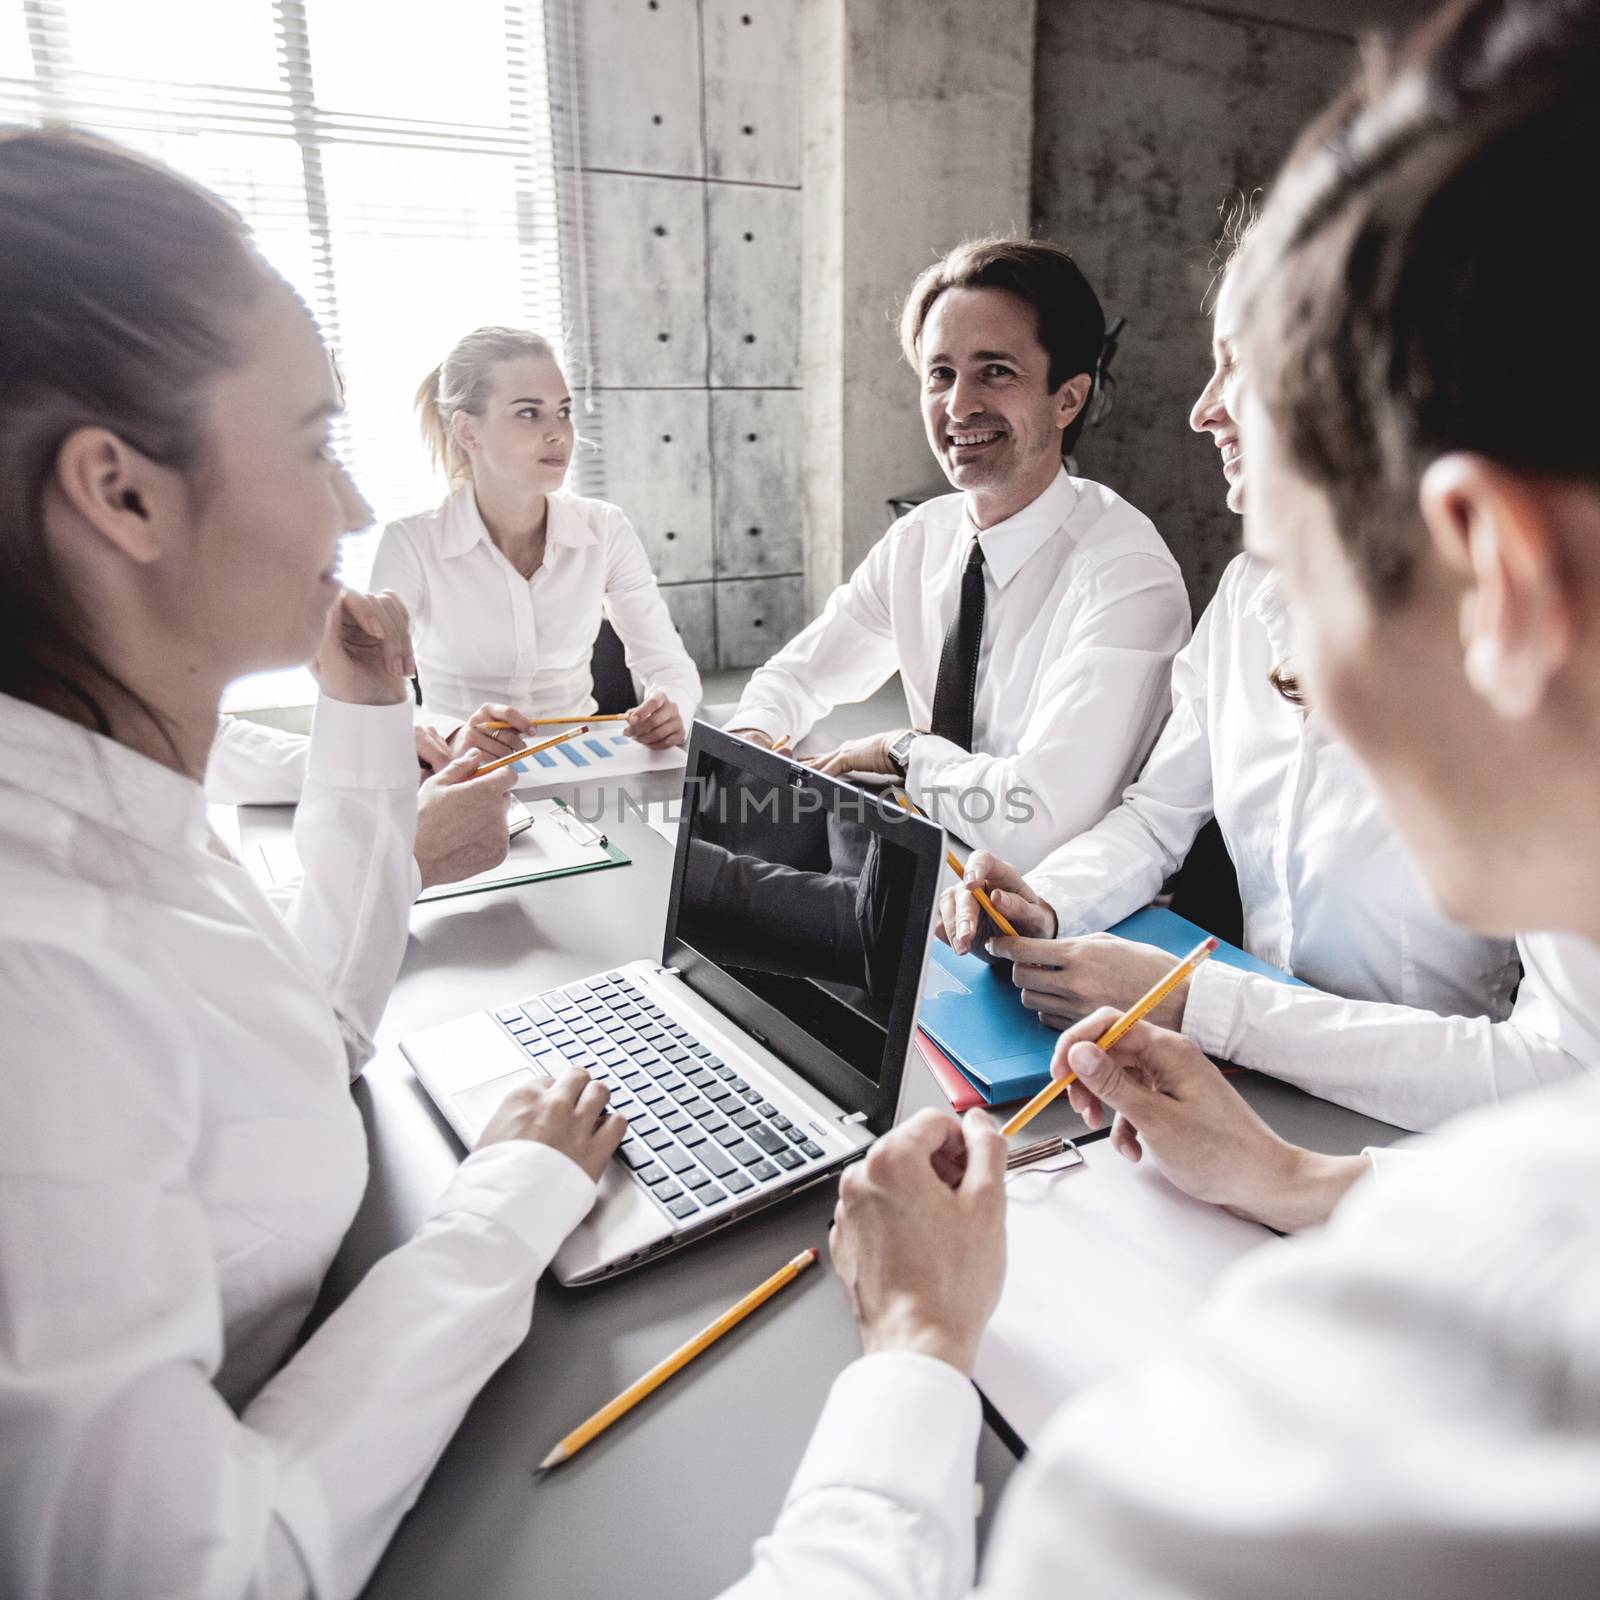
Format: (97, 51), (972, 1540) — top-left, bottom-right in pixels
(886, 728), (920, 776)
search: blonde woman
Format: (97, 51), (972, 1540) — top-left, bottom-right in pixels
(372, 327), (701, 759)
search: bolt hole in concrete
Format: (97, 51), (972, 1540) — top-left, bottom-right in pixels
(662, 434), (673, 444)
(747, 527), (760, 537)
(746, 432), (758, 442)
(654, 224), (667, 236)
(742, 125), (754, 135)
(743, 231), (754, 242)
(652, 114), (662, 125)
(743, 333), (756, 344)
(657, 332), (670, 342)
(665, 531), (677, 541)
(753, 618), (764, 628)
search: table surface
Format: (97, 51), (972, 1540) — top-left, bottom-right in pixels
(248, 773), (1407, 1600)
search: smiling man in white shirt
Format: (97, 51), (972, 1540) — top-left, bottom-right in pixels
(729, 238), (1190, 871)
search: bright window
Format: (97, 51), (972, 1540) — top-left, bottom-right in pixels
(3, 0), (574, 708)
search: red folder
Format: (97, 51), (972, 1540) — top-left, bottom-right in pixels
(913, 1026), (988, 1112)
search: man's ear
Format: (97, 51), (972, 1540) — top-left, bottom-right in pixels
(50, 427), (175, 565)
(1419, 452), (1573, 720)
(1054, 373), (1093, 435)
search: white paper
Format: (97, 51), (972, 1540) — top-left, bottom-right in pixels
(510, 729), (686, 791)
(643, 798), (681, 849)
(974, 1146), (1278, 1448)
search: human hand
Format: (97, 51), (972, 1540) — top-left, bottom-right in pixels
(1056, 1010), (1366, 1232)
(829, 1107), (1007, 1376)
(309, 588), (413, 706)
(414, 751), (518, 889)
(936, 850), (1057, 953)
(994, 934), (1188, 1031)
(475, 1066), (628, 1183)
(728, 726), (777, 749)
(414, 722), (453, 780)
(807, 730), (900, 779)
(449, 703), (537, 763)
(624, 691), (686, 748)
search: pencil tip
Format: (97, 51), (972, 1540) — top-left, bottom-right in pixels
(537, 1449), (565, 1471)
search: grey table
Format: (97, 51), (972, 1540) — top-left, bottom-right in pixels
(247, 775), (1407, 1600)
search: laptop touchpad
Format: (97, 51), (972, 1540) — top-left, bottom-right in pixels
(452, 1067), (539, 1136)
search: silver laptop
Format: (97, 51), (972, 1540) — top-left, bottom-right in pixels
(400, 720), (946, 1285)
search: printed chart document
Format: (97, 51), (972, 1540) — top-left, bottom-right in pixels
(975, 1144), (1279, 1448)
(511, 728), (686, 791)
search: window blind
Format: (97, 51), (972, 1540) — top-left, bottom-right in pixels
(4, 0), (590, 704)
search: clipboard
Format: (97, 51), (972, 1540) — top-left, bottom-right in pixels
(417, 796), (629, 901)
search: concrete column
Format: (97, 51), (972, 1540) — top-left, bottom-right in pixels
(801, 0), (1037, 610)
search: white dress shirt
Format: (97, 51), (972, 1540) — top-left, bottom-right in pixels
(1027, 552), (1536, 1127)
(720, 1067), (1600, 1600)
(730, 469), (1191, 870)
(370, 482), (702, 729)
(0, 692), (597, 1600)
(206, 713), (313, 804)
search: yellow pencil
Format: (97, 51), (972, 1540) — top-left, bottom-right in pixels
(538, 1247), (819, 1470)
(483, 713), (630, 731)
(891, 790), (1020, 938)
(771, 734), (791, 753)
(473, 724), (589, 777)
(1001, 936), (1218, 1138)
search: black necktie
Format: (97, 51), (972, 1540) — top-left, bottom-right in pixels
(930, 538), (986, 750)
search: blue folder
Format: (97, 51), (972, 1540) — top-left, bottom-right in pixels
(916, 906), (1305, 1105)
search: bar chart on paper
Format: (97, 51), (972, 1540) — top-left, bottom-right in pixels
(512, 732), (687, 791)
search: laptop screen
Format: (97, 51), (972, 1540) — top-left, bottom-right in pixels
(662, 724), (944, 1135)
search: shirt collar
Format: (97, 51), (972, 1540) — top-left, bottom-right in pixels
(1245, 559), (1297, 664)
(0, 690), (209, 861)
(437, 483), (595, 558)
(964, 467), (1079, 588)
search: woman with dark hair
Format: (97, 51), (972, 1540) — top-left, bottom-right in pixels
(721, 1), (1600, 1594)
(0, 130), (624, 1598)
(937, 217), (1596, 1133)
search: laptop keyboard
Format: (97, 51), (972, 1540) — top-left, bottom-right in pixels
(493, 971), (829, 1223)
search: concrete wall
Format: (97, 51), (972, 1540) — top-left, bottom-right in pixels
(572, 0), (805, 669)
(1031, 0), (1437, 613)
(802, 0), (1037, 610)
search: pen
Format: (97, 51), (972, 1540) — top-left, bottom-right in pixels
(538, 1247), (819, 1470)
(1001, 936), (1219, 1138)
(891, 790), (1020, 938)
(474, 724), (589, 778)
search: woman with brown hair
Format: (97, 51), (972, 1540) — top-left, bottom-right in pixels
(0, 130), (624, 1598)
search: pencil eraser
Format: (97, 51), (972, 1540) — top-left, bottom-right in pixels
(1203, 937), (1219, 951)
(805, 1246), (819, 1263)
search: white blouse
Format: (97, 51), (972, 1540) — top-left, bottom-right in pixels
(730, 468), (1192, 871)
(1025, 552), (1546, 1127)
(0, 692), (597, 1600)
(721, 1070), (1600, 1600)
(370, 483), (702, 728)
